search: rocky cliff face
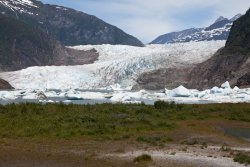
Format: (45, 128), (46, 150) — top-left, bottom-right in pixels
(188, 8), (250, 89)
(136, 9), (250, 90)
(0, 14), (99, 71)
(0, 78), (13, 90)
(0, 0), (143, 46)
(134, 68), (192, 90)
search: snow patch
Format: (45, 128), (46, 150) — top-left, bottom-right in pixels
(0, 0), (38, 15)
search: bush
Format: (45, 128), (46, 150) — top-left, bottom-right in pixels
(181, 139), (198, 145)
(154, 101), (175, 109)
(136, 136), (161, 146)
(234, 153), (250, 165)
(133, 154), (152, 163)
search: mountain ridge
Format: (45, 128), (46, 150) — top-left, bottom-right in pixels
(0, 0), (144, 46)
(150, 14), (242, 44)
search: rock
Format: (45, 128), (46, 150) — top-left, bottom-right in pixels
(135, 68), (192, 90)
(0, 78), (13, 90)
(36, 91), (47, 100)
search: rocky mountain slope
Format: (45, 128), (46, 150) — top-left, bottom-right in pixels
(135, 10), (250, 90)
(134, 67), (193, 90)
(0, 78), (13, 90)
(0, 14), (98, 71)
(150, 14), (241, 44)
(0, 0), (143, 46)
(188, 8), (250, 89)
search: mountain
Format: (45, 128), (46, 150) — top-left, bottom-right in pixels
(0, 78), (13, 90)
(0, 0), (143, 46)
(188, 8), (250, 89)
(150, 14), (242, 44)
(135, 9), (250, 90)
(0, 13), (99, 71)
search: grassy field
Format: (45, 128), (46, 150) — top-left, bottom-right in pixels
(0, 101), (250, 140)
(0, 101), (250, 167)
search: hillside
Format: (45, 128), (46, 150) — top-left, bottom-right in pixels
(0, 14), (99, 71)
(0, 0), (143, 46)
(188, 8), (250, 89)
(136, 10), (250, 90)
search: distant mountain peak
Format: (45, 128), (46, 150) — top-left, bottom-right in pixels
(0, 0), (38, 9)
(150, 14), (239, 44)
(214, 16), (228, 23)
(230, 13), (242, 21)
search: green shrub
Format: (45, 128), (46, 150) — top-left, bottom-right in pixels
(136, 136), (161, 146)
(181, 139), (198, 145)
(154, 101), (176, 109)
(234, 153), (250, 164)
(133, 154), (152, 163)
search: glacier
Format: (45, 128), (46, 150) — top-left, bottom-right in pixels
(0, 41), (226, 90)
(1, 40), (248, 104)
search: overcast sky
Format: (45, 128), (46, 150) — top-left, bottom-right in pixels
(40, 0), (250, 43)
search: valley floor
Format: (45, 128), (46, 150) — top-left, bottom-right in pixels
(0, 103), (249, 167)
(0, 138), (249, 167)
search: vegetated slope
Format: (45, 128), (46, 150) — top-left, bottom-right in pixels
(188, 8), (250, 89)
(0, 0), (143, 46)
(0, 14), (99, 71)
(0, 78), (13, 89)
(150, 14), (241, 44)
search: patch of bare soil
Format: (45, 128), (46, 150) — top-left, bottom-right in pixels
(0, 136), (249, 167)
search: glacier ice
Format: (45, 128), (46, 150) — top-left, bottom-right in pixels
(168, 85), (191, 97)
(1, 81), (250, 104)
(221, 81), (231, 89)
(0, 41), (226, 90)
(1, 41), (249, 104)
